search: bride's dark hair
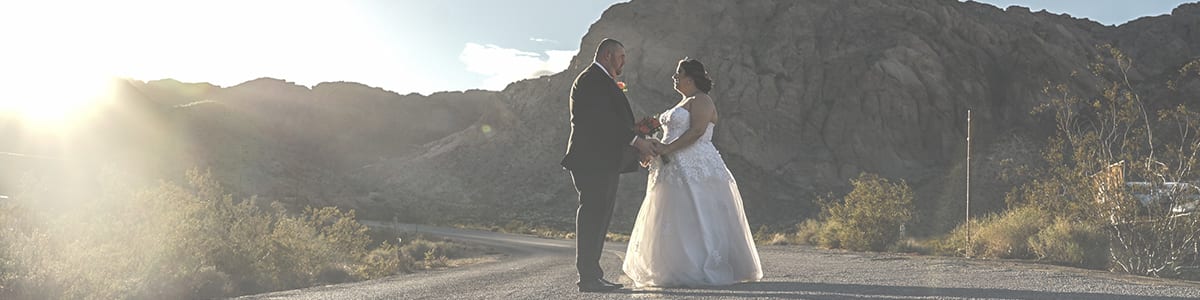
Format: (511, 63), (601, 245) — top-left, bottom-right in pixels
(679, 58), (713, 93)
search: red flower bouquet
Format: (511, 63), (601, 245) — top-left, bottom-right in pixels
(633, 115), (670, 165)
(634, 115), (661, 137)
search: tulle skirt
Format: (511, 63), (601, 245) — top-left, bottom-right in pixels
(622, 166), (763, 288)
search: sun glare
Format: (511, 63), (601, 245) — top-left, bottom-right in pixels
(1, 74), (114, 129)
(1, 2), (122, 130)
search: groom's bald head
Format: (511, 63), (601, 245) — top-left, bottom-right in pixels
(594, 38), (626, 77)
(595, 38), (624, 58)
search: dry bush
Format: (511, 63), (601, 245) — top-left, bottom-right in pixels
(793, 219), (824, 246)
(817, 173), (914, 252)
(959, 205), (1051, 259)
(0, 169), (405, 299)
(1029, 219), (1110, 269)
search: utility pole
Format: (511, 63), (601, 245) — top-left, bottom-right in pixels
(966, 109), (972, 256)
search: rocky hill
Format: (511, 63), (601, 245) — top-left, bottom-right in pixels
(367, 0), (1200, 232)
(0, 78), (492, 212)
(6, 0), (1198, 235)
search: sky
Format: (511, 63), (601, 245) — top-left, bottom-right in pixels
(0, 0), (1193, 96)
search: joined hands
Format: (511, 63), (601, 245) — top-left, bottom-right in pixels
(635, 138), (668, 168)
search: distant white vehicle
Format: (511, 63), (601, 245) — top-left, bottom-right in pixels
(1125, 182), (1200, 214)
(1173, 200), (1198, 214)
(0, 195), (8, 200)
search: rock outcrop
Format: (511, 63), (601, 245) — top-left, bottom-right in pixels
(371, 0), (1200, 231)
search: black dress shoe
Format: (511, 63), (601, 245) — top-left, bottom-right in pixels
(599, 278), (624, 289)
(578, 279), (620, 292)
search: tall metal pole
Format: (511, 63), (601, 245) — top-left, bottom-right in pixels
(966, 110), (972, 254)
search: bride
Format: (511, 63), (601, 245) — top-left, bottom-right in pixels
(622, 58), (763, 288)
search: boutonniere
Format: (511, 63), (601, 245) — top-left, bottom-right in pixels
(617, 81), (628, 93)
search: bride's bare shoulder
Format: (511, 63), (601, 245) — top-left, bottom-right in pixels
(690, 94), (715, 109)
(683, 94), (713, 105)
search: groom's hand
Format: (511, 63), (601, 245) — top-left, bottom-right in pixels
(632, 137), (657, 157)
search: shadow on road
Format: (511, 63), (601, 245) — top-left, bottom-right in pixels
(614, 281), (1193, 299)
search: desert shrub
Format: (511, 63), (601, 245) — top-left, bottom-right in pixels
(818, 173), (914, 252)
(971, 205), (1051, 259)
(1029, 219), (1110, 269)
(793, 219), (823, 246)
(362, 242), (409, 276)
(752, 225), (780, 245)
(396, 236), (481, 269)
(931, 216), (987, 257)
(400, 239), (441, 260)
(816, 218), (845, 249)
(937, 207), (1112, 270)
(0, 169), (404, 299)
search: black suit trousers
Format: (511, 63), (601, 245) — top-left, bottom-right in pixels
(570, 169), (619, 282)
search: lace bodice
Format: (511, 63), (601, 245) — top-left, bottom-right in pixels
(648, 106), (733, 188)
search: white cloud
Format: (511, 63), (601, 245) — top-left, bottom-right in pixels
(529, 37), (558, 43)
(459, 43), (576, 90)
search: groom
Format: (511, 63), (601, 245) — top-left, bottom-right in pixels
(560, 38), (657, 292)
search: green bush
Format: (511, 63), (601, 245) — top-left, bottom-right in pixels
(818, 173), (914, 252)
(1029, 219), (1110, 269)
(815, 218), (844, 249)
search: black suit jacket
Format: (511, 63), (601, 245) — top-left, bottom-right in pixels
(561, 63), (640, 174)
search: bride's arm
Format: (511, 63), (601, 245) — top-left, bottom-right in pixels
(663, 95), (716, 155)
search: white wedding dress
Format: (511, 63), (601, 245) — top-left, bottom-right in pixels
(622, 105), (763, 288)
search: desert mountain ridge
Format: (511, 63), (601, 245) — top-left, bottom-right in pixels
(3, 0), (1199, 235)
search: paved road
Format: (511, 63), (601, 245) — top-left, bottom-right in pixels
(239, 223), (1200, 299)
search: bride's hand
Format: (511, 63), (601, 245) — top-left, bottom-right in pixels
(652, 142), (669, 156)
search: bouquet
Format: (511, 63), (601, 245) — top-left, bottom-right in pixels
(633, 115), (670, 165)
(634, 115), (661, 137)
